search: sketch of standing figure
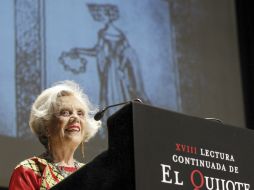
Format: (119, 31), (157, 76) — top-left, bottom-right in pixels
(59, 3), (150, 108)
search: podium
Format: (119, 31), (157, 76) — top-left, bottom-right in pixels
(51, 102), (254, 190)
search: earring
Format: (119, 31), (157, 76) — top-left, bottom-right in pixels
(81, 141), (85, 159)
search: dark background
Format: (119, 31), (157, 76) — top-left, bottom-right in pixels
(235, 0), (254, 129)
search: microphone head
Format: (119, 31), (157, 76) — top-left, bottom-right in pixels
(94, 111), (104, 121)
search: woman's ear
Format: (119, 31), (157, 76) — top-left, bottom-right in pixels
(44, 118), (53, 136)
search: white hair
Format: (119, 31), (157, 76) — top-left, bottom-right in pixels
(29, 80), (101, 149)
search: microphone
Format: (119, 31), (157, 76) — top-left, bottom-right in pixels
(94, 98), (143, 121)
(205, 117), (223, 124)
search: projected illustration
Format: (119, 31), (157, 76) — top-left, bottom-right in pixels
(0, 0), (180, 138)
(59, 4), (150, 108)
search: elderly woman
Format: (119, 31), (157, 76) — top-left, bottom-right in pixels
(9, 81), (101, 189)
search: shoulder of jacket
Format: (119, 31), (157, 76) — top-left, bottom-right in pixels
(15, 156), (48, 176)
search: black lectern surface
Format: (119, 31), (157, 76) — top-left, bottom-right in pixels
(51, 102), (254, 190)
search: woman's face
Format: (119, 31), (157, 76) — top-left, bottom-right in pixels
(48, 95), (87, 148)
